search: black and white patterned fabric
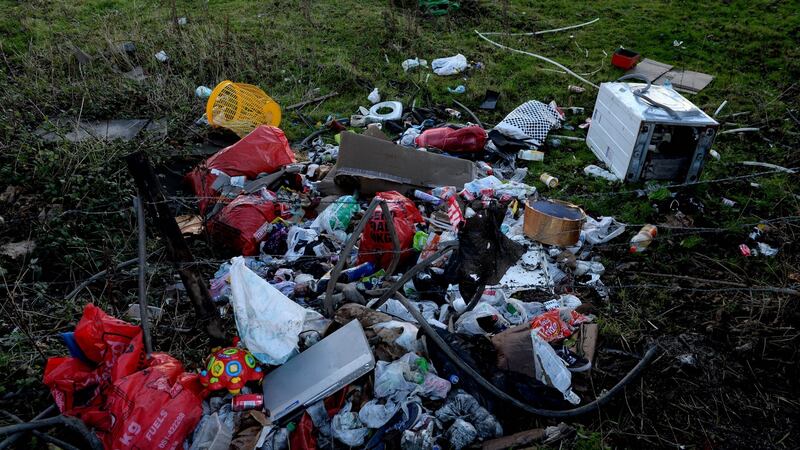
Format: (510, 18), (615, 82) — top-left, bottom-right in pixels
(494, 100), (563, 147)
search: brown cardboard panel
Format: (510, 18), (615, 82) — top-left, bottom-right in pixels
(327, 131), (476, 195)
(657, 69), (714, 94)
(625, 58), (673, 82)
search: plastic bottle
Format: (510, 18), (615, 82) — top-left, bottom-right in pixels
(414, 190), (443, 205)
(327, 195), (360, 231)
(315, 262), (376, 293)
(629, 224), (657, 253)
(415, 126), (487, 153)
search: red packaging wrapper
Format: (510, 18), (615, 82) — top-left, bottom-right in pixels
(531, 309), (591, 342)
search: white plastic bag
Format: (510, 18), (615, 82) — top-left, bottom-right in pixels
(454, 303), (508, 335)
(284, 227), (318, 262)
(421, 372), (451, 399)
(367, 88), (381, 104)
(582, 216), (626, 245)
(372, 320), (420, 352)
(372, 298), (440, 325)
(331, 402), (369, 446)
(531, 330), (580, 404)
(431, 54), (468, 76)
(374, 359), (418, 400)
(229, 257), (308, 365)
(189, 406), (233, 450)
(358, 399), (400, 428)
(402, 58), (428, 72)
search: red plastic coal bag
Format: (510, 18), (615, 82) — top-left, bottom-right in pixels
(43, 304), (205, 450)
(185, 125), (295, 214)
(73, 303), (145, 381)
(207, 193), (278, 256)
(102, 354), (205, 450)
(358, 191), (423, 269)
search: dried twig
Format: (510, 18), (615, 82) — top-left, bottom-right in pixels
(637, 271), (799, 296)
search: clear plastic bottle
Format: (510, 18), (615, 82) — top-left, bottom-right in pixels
(629, 224), (657, 253)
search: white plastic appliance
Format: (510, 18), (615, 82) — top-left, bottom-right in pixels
(586, 81), (718, 183)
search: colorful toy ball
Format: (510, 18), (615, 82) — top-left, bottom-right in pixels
(199, 346), (263, 394)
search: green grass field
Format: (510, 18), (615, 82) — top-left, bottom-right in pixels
(1, 0), (799, 448)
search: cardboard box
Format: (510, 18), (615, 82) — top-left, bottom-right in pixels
(318, 131), (476, 196)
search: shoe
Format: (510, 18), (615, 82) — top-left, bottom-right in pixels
(554, 346), (591, 372)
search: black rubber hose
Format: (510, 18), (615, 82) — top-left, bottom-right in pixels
(391, 292), (658, 417)
(0, 410), (81, 450)
(0, 416), (103, 450)
(299, 128), (328, 149)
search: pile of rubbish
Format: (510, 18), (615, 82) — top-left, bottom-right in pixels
(42, 78), (664, 450)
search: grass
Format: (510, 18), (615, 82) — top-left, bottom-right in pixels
(1, 0), (799, 448)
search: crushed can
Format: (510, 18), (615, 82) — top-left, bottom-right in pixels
(232, 394), (264, 412)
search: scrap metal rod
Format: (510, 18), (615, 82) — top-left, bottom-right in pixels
(324, 198), (381, 316)
(125, 151), (224, 341)
(134, 197), (153, 356)
(369, 240), (459, 311)
(379, 200), (402, 277)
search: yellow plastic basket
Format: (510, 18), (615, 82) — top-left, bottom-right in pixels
(206, 80), (281, 137)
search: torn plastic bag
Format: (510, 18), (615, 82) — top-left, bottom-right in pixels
(207, 193), (278, 256)
(185, 125), (295, 214)
(454, 302), (509, 335)
(531, 330), (580, 404)
(189, 404), (234, 450)
(358, 191), (423, 270)
(374, 358), (419, 401)
(44, 304), (205, 450)
(374, 352), (450, 401)
(435, 389), (503, 441)
(331, 402), (369, 446)
(401, 413), (439, 450)
(432, 54), (468, 76)
(284, 227), (319, 262)
(421, 371), (452, 399)
(448, 418), (479, 450)
(444, 204), (524, 292)
(372, 320), (420, 352)
(229, 256), (309, 364)
(311, 195), (360, 238)
(358, 399), (400, 428)
(370, 298), (443, 327)
(494, 100), (563, 146)
(582, 216), (626, 245)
